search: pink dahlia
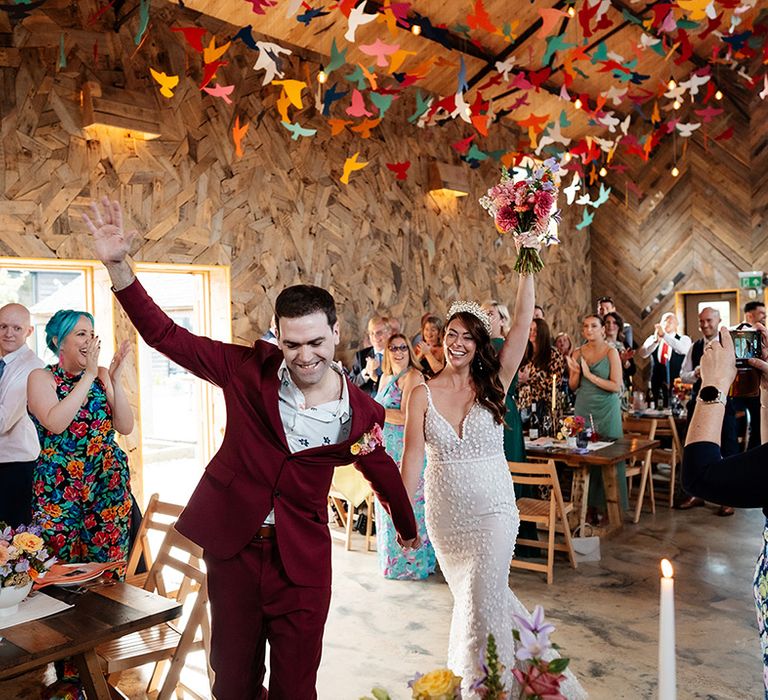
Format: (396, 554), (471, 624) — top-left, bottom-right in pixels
(534, 190), (554, 219)
(494, 205), (518, 233)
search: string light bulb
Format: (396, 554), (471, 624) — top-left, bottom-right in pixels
(317, 70), (328, 84)
(567, 6), (575, 17)
(671, 165), (679, 177)
(411, 23), (421, 35)
(562, 152), (572, 163)
(599, 166), (607, 177)
(715, 89), (723, 100)
(667, 79), (676, 90)
(574, 98), (582, 110)
(673, 99), (681, 110)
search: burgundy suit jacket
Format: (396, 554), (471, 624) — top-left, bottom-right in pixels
(115, 280), (417, 587)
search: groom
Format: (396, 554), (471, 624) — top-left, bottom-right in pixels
(84, 197), (419, 700)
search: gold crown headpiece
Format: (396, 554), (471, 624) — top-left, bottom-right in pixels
(446, 301), (492, 335)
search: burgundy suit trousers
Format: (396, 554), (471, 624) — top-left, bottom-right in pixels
(205, 539), (332, 700)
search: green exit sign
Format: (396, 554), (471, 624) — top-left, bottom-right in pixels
(739, 271), (764, 289)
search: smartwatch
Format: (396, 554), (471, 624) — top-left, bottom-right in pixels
(697, 385), (727, 406)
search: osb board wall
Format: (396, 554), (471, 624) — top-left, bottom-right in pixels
(0, 2), (591, 492)
(590, 97), (760, 375)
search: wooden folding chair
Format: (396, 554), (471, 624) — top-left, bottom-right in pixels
(508, 460), (577, 585)
(98, 527), (213, 700)
(650, 417), (683, 508)
(328, 465), (375, 552)
(125, 493), (186, 589)
(623, 416), (657, 522)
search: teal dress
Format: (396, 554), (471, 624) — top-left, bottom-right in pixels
(374, 372), (436, 580)
(491, 338), (537, 553)
(573, 355), (628, 511)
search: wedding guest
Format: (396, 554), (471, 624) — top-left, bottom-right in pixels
(374, 334), (435, 580)
(567, 315), (627, 519)
(350, 315), (391, 396)
(735, 301), (767, 450)
(414, 314), (445, 378)
(682, 323), (768, 694)
(411, 312), (434, 348)
(555, 332), (573, 358)
(84, 196), (418, 700)
(0, 303), (44, 527)
(638, 312), (691, 408)
(596, 295), (633, 348)
(533, 305), (545, 320)
(555, 331), (576, 406)
(517, 318), (565, 411)
(260, 314), (278, 345)
(481, 300), (511, 339)
(27, 310), (134, 692)
(604, 311), (636, 391)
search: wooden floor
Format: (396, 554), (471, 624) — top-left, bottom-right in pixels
(1, 502), (764, 699)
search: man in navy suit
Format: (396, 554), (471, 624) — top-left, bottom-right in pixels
(350, 315), (391, 396)
(84, 197), (419, 700)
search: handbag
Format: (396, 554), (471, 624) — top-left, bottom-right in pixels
(571, 524), (601, 562)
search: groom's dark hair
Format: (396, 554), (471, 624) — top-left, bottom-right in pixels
(274, 285), (337, 334)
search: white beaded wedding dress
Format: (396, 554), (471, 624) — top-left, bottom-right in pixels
(422, 385), (587, 699)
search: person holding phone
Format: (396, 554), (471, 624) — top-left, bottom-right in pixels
(683, 323), (768, 695)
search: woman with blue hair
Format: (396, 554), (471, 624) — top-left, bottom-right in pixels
(27, 309), (133, 569)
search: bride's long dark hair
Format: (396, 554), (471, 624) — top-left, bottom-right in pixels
(445, 311), (506, 425)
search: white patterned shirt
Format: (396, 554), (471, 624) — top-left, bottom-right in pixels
(262, 360), (352, 524)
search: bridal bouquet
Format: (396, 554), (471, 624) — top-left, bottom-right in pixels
(0, 522), (56, 588)
(479, 158), (562, 274)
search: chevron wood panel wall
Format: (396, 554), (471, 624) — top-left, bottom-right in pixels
(0, 4), (591, 367)
(591, 97), (763, 374)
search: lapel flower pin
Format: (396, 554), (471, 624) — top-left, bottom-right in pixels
(350, 423), (384, 456)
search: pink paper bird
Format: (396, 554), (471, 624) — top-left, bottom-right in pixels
(537, 8), (567, 39)
(346, 89), (373, 118)
(203, 83), (235, 104)
(246, 0), (278, 15)
(359, 39), (399, 68)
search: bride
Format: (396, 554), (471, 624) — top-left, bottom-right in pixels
(401, 275), (586, 699)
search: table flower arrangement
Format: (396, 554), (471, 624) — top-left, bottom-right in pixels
(362, 607), (570, 700)
(0, 522), (56, 589)
(479, 158), (562, 274)
(558, 416), (585, 440)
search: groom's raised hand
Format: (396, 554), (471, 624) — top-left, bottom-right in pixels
(83, 197), (137, 289)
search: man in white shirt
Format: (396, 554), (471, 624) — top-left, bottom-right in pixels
(0, 303), (43, 526)
(639, 311), (692, 407)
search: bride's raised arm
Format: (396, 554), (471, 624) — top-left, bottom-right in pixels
(498, 273), (535, 391)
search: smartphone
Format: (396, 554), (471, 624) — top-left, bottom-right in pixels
(732, 328), (762, 368)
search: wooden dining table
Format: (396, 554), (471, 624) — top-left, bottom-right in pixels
(0, 582), (182, 699)
(526, 437), (660, 536)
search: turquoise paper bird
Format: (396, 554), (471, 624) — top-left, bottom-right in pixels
(134, 0), (149, 45)
(408, 90), (430, 123)
(465, 144), (488, 162)
(326, 39), (347, 75)
(281, 121), (317, 141)
(369, 92), (394, 117)
(542, 35), (575, 66)
(590, 183), (611, 208)
(576, 209), (594, 230)
(345, 65), (367, 90)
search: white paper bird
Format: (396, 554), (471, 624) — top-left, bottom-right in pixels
(639, 33), (661, 50)
(664, 84), (686, 101)
(495, 56), (518, 82)
(676, 121), (701, 137)
(253, 41), (292, 86)
(598, 111), (620, 133)
(285, 0), (303, 17)
(575, 192), (592, 206)
(619, 114), (632, 135)
(450, 91), (472, 124)
(564, 173), (582, 206)
(760, 74), (768, 101)
(536, 121), (571, 154)
(344, 1), (377, 42)
(602, 85), (628, 106)
(679, 73), (710, 97)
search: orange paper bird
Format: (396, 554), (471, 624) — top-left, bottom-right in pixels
(150, 68), (179, 98)
(232, 116), (249, 158)
(328, 118), (352, 135)
(359, 64), (378, 91)
(385, 161), (410, 180)
(272, 79), (306, 109)
(467, 0), (497, 34)
(340, 152), (368, 184)
(171, 26), (206, 52)
(276, 92), (292, 123)
(388, 48), (416, 74)
(350, 117), (382, 138)
(199, 60), (227, 89)
(203, 38), (231, 65)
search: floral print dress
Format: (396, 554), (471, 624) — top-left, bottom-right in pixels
(374, 374), (436, 580)
(31, 364), (132, 578)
